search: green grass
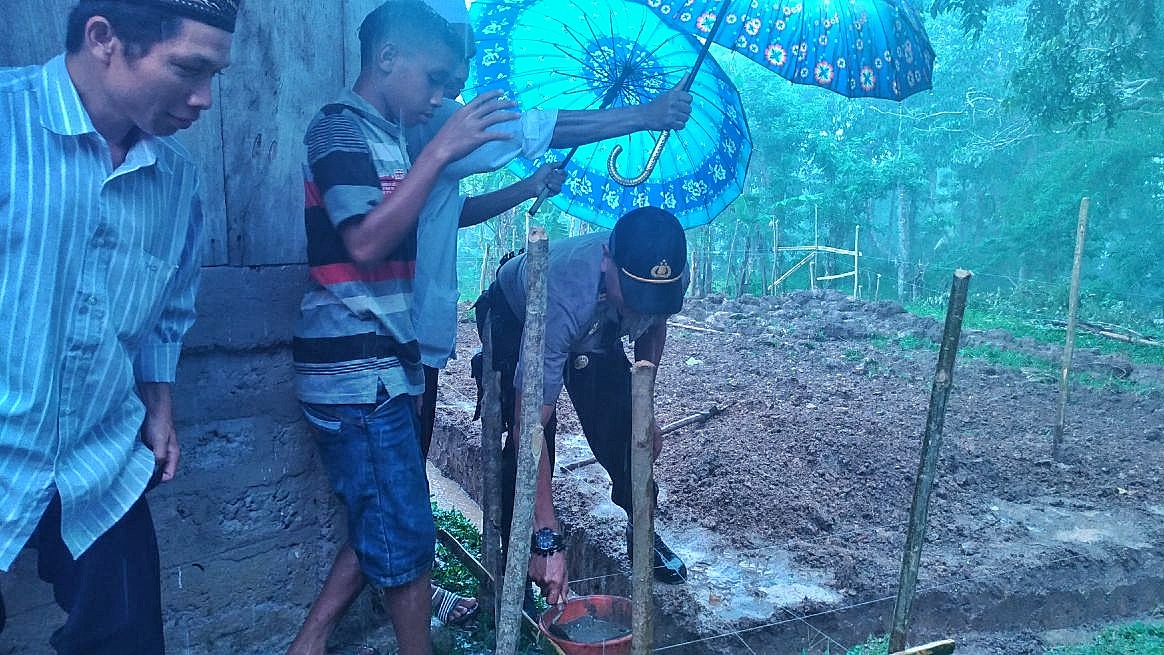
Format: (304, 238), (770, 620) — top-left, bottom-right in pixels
(905, 300), (1164, 367)
(1045, 621), (1164, 654)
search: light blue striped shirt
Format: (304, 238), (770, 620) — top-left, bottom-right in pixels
(0, 56), (203, 570)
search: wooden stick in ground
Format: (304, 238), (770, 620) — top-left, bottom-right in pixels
(888, 269), (972, 653)
(630, 361), (658, 655)
(1054, 197), (1090, 461)
(559, 401), (734, 473)
(479, 315), (504, 628)
(496, 227), (548, 655)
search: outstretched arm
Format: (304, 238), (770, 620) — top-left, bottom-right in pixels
(548, 76), (692, 149)
(459, 164), (565, 227)
(339, 92), (518, 265)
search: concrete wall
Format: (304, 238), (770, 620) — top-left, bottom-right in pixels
(0, 267), (355, 655)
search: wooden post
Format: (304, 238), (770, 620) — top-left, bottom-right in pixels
(496, 227), (548, 655)
(771, 218), (780, 296)
(479, 315), (504, 627)
(479, 243), (492, 297)
(630, 362), (658, 655)
(852, 224), (860, 299)
(889, 269), (972, 653)
(1053, 197), (1090, 461)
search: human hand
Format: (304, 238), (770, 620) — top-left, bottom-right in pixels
(646, 75), (693, 131)
(528, 551), (570, 605)
(140, 410), (180, 483)
(526, 163), (566, 198)
(431, 90), (519, 164)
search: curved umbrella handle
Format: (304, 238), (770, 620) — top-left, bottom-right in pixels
(608, 129), (671, 187)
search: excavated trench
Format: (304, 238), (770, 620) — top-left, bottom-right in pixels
(428, 402), (1164, 655)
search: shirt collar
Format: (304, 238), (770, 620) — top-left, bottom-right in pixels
(39, 55), (162, 173)
(38, 55), (97, 137)
(338, 88), (404, 139)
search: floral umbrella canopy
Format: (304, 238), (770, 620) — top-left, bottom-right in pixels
(467, 0), (752, 229)
(638, 0), (935, 100)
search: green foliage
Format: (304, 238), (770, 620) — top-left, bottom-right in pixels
(1045, 621), (1164, 654)
(431, 503), (481, 598)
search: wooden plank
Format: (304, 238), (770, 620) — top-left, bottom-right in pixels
(2, 2), (72, 66)
(219, 0), (346, 265)
(890, 639), (956, 655)
(181, 90), (228, 265)
(345, 0), (381, 87)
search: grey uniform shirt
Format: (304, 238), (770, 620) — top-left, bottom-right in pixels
(497, 233), (661, 406)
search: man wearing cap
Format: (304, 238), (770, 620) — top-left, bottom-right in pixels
(0, 0), (235, 651)
(476, 206), (690, 604)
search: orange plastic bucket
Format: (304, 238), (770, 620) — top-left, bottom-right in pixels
(538, 595), (633, 655)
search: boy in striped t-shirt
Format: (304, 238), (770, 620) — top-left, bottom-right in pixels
(288, 2), (517, 654)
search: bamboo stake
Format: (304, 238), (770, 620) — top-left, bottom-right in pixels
(559, 402), (733, 473)
(1053, 197), (1089, 462)
(630, 361), (657, 655)
(496, 227), (548, 655)
(852, 224), (860, 299)
(889, 269), (972, 653)
(479, 315), (504, 627)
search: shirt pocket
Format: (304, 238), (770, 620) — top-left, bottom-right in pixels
(108, 249), (179, 341)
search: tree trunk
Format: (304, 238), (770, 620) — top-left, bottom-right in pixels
(895, 183), (912, 301)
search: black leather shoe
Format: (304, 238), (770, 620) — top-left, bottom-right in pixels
(627, 530), (688, 584)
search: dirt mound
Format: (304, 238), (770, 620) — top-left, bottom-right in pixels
(443, 289), (1164, 653)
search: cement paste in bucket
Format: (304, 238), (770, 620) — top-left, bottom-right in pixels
(538, 595), (633, 655)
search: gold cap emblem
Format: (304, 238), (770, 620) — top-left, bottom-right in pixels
(650, 260), (672, 279)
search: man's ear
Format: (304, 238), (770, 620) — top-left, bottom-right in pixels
(85, 16), (119, 65)
(377, 42), (398, 74)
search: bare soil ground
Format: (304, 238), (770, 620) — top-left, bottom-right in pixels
(441, 289), (1164, 654)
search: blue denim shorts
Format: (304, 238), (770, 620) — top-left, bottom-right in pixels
(301, 393), (434, 588)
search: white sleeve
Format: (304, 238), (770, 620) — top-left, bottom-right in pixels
(440, 108), (560, 179)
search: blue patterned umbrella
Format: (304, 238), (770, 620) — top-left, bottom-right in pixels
(637, 0), (935, 100)
(467, 0), (752, 229)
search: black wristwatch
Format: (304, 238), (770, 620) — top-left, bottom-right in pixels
(531, 527), (565, 557)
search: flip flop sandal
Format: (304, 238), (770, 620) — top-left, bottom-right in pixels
(431, 586), (479, 626)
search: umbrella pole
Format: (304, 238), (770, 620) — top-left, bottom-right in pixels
(527, 146), (582, 217)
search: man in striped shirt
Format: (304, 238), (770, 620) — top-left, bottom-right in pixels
(0, 0), (236, 652)
(288, 2), (518, 654)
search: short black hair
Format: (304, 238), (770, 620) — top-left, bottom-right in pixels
(66, 1), (185, 60)
(358, 0), (465, 69)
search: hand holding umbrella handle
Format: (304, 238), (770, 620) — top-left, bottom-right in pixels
(608, 129), (671, 187)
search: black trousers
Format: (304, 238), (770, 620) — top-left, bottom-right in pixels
(476, 283), (650, 543)
(33, 492), (164, 655)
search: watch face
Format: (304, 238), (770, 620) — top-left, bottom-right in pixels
(535, 529), (555, 549)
